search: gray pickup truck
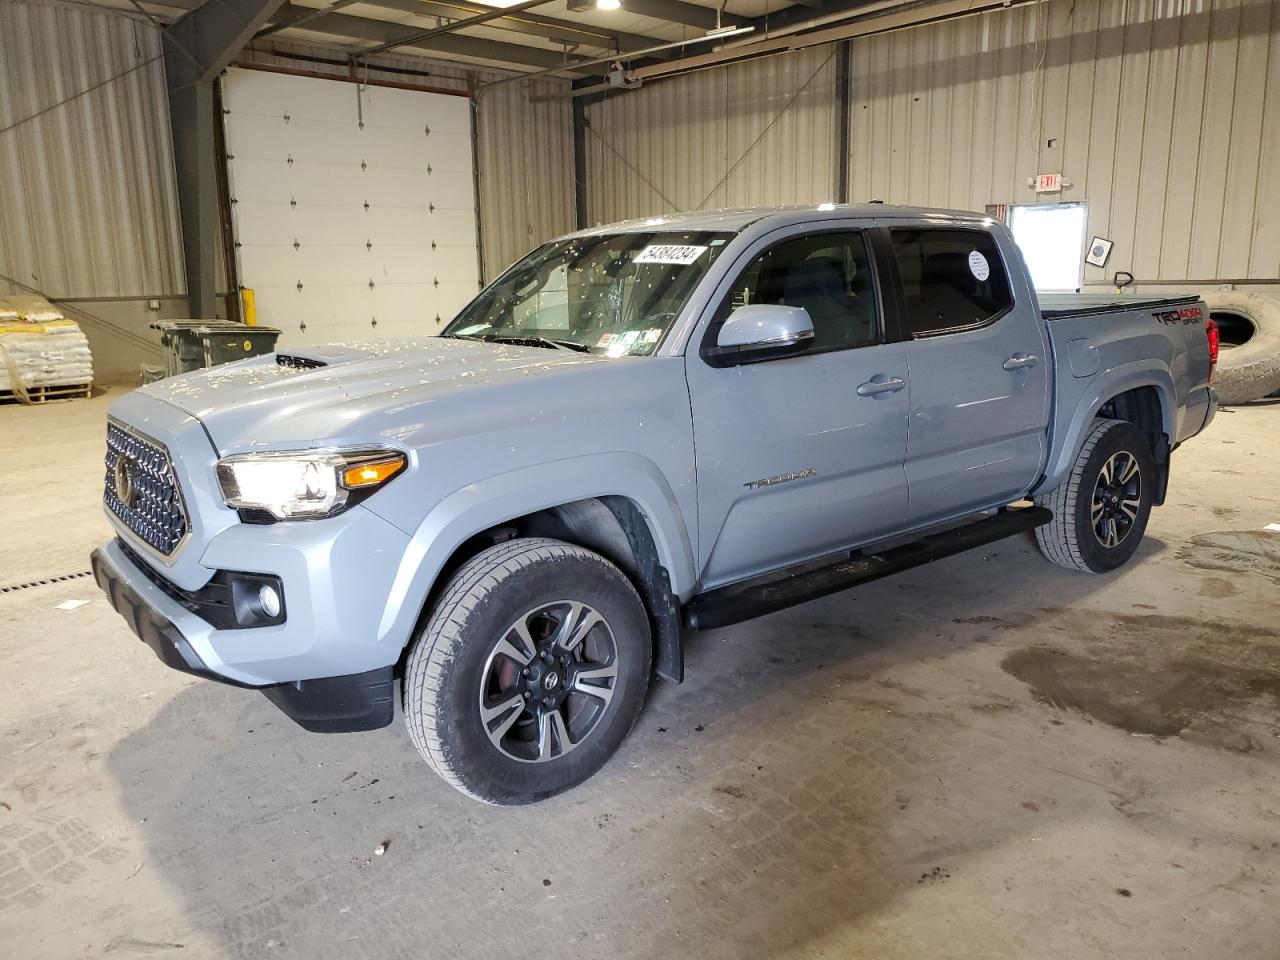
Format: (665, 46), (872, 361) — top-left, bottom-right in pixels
(91, 205), (1217, 804)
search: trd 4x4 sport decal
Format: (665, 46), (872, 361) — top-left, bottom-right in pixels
(1153, 306), (1204, 325)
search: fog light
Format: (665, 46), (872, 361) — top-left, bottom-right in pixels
(228, 574), (286, 627)
(258, 583), (282, 619)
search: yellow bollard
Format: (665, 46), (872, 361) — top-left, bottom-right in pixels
(240, 288), (257, 327)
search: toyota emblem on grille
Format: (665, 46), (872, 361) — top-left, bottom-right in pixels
(113, 455), (136, 507)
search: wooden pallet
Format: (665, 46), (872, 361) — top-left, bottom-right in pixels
(0, 381), (92, 405)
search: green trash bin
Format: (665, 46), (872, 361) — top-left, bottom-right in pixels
(195, 324), (282, 368)
(151, 320), (282, 376)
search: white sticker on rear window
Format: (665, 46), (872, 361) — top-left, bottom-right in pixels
(968, 250), (991, 281)
(634, 244), (708, 265)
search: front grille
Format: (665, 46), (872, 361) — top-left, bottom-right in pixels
(104, 422), (189, 557)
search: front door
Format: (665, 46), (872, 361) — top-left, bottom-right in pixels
(685, 226), (911, 590)
(883, 225), (1052, 524)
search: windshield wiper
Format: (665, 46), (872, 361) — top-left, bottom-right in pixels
(482, 335), (591, 353)
(544, 338), (592, 353)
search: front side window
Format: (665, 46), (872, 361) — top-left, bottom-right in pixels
(443, 231), (732, 356)
(715, 231), (880, 351)
(890, 228), (1013, 337)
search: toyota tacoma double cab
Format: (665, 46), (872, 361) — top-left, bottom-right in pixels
(92, 205), (1217, 804)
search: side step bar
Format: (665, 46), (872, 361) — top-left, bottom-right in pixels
(683, 506), (1052, 632)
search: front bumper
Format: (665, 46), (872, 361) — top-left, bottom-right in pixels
(91, 541), (395, 733)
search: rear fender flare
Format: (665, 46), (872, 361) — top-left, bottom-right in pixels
(375, 453), (697, 649)
(1040, 362), (1175, 493)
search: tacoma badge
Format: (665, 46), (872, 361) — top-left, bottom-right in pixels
(743, 467), (816, 491)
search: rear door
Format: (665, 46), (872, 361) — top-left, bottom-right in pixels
(685, 224), (910, 589)
(882, 224), (1051, 524)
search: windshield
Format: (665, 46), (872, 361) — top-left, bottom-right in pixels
(441, 231), (734, 356)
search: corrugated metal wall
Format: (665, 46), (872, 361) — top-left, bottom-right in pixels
(0, 9), (575, 305)
(0, 1), (185, 299)
(583, 45), (840, 225)
(475, 80), (576, 278)
(849, 0), (1280, 286)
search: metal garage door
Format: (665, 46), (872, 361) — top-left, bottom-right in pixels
(221, 66), (479, 345)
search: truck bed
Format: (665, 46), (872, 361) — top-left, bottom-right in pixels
(1039, 289), (1214, 476)
(1039, 292), (1201, 320)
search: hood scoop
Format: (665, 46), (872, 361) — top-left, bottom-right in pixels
(276, 353), (327, 370)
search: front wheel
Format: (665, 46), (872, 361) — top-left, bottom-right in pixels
(1035, 418), (1155, 573)
(403, 538), (651, 805)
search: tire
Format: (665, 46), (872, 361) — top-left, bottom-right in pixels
(1035, 418), (1155, 574)
(1203, 291), (1280, 405)
(403, 537), (651, 805)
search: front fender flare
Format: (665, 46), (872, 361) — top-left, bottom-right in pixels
(374, 453), (697, 650)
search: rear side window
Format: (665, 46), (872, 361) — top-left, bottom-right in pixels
(890, 228), (1013, 337)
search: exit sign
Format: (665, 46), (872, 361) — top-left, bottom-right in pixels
(1035, 173), (1063, 193)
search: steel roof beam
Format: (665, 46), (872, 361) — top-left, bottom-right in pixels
(307, 10), (595, 71)
(620, 0), (750, 30)
(255, 0), (365, 38)
(359, 0), (557, 56)
(165, 0), (288, 85)
(359, 0), (669, 54)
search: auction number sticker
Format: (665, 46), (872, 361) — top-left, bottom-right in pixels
(967, 250), (991, 281)
(634, 244), (708, 265)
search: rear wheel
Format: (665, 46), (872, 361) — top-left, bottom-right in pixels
(1035, 418), (1155, 573)
(403, 538), (651, 805)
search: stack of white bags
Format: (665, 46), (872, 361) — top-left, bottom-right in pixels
(0, 296), (94, 394)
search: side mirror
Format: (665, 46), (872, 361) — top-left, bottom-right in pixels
(706, 303), (815, 366)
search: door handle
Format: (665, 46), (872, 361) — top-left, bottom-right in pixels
(856, 376), (906, 397)
(1003, 354), (1039, 371)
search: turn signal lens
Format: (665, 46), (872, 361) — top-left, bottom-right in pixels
(341, 455), (406, 489)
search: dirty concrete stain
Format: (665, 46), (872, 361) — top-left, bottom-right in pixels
(1197, 576), (1240, 599)
(1002, 636), (1280, 743)
(1107, 611), (1277, 642)
(970, 699), (1019, 713)
(1178, 530), (1280, 582)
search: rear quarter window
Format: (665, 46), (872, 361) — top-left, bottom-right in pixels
(890, 228), (1013, 337)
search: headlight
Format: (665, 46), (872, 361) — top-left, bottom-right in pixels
(215, 449), (406, 520)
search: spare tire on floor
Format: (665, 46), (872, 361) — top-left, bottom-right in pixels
(1203, 291), (1280, 404)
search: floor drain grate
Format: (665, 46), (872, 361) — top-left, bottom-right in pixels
(0, 570), (94, 594)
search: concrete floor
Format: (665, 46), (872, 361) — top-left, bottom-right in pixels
(1, 387), (1278, 960)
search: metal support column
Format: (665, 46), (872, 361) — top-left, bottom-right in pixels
(834, 39), (851, 205)
(572, 97), (589, 230)
(165, 78), (219, 319)
(163, 0), (286, 319)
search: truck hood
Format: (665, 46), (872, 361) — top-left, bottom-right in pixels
(140, 337), (609, 452)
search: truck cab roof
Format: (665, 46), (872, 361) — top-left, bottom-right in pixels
(564, 203), (998, 240)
